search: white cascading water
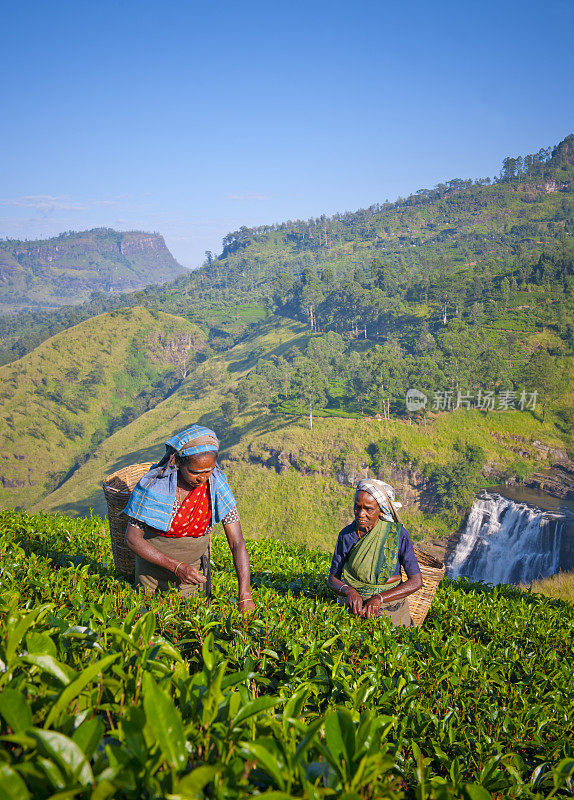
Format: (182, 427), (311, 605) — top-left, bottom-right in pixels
(448, 492), (565, 585)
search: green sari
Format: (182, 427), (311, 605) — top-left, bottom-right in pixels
(341, 519), (402, 600)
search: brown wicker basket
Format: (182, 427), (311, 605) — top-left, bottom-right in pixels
(103, 462), (153, 575)
(402, 546), (445, 627)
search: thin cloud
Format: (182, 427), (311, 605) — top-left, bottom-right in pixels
(0, 216), (83, 235)
(0, 195), (119, 215)
(225, 192), (271, 202)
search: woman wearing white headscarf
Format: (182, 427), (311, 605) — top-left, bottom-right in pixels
(327, 479), (422, 626)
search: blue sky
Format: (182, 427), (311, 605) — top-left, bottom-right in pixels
(1, 0), (573, 268)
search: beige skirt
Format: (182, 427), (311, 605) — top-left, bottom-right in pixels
(377, 597), (413, 627)
(135, 529), (211, 597)
(338, 595), (413, 627)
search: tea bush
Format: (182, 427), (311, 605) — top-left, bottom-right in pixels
(0, 510), (572, 799)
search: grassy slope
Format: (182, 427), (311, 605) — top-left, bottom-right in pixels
(1, 140), (572, 365)
(0, 307), (204, 509)
(33, 314), (569, 551)
(31, 317), (313, 518)
(528, 570), (574, 603)
(223, 407), (567, 544)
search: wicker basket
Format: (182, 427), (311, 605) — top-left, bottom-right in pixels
(402, 546), (445, 627)
(103, 462), (153, 575)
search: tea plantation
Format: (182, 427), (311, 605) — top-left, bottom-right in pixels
(0, 510), (572, 799)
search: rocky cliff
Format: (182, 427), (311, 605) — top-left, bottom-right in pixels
(0, 228), (187, 312)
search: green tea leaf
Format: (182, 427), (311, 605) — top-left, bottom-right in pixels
(231, 696), (279, 727)
(463, 784), (492, 800)
(21, 654), (70, 686)
(31, 728), (94, 786)
(143, 673), (187, 770)
(26, 631), (57, 657)
(202, 633), (215, 671)
(0, 764), (30, 800)
(173, 765), (219, 797)
(132, 610), (156, 645)
(72, 717), (105, 760)
(5, 604), (52, 664)
(242, 742), (286, 790)
(283, 687), (309, 726)
(90, 779), (116, 800)
(44, 653), (120, 727)
(294, 717), (324, 764)
(324, 708), (355, 770)
(0, 688), (32, 732)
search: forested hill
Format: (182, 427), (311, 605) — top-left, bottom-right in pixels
(0, 228), (186, 313)
(189, 134), (574, 324)
(1, 135), (572, 365)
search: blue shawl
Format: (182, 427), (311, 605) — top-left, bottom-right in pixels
(122, 425), (236, 532)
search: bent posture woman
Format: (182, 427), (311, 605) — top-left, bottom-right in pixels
(123, 425), (255, 613)
(328, 479), (422, 626)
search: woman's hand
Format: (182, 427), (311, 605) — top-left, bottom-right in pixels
(223, 519), (255, 611)
(127, 524), (207, 584)
(238, 596), (256, 613)
(343, 587), (365, 617)
(176, 563), (207, 585)
(363, 594), (383, 619)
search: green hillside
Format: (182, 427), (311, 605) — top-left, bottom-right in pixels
(29, 313), (570, 548)
(1, 134), (572, 544)
(0, 228), (186, 313)
(0, 308), (205, 509)
(0, 509), (572, 798)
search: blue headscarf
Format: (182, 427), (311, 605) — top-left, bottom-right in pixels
(122, 425), (236, 531)
(164, 425), (220, 459)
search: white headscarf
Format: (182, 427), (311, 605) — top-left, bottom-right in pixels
(355, 479), (402, 522)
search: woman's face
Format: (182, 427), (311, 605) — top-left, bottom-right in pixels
(354, 490), (381, 534)
(177, 451), (217, 488)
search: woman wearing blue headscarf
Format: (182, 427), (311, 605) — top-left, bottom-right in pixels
(124, 425), (255, 612)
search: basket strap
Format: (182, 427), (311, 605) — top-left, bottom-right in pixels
(201, 541), (212, 601)
(379, 486), (402, 525)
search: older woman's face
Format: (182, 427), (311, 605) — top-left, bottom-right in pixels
(354, 490), (381, 534)
(177, 451), (217, 488)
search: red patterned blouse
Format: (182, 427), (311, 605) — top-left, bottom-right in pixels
(166, 483), (212, 538)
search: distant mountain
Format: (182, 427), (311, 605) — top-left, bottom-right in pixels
(0, 228), (187, 312)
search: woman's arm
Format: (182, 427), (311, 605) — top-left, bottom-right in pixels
(363, 572), (423, 618)
(327, 527), (365, 617)
(222, 519), (255, 612)
(327, 573), (364, 617)
(125, 523), (206, 585)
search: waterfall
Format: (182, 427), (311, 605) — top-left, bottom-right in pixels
(448, 492), (566, 585)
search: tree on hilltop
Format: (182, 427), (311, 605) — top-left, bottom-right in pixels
(291, 356), (328, 429)
(522, 349), (563, 422)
